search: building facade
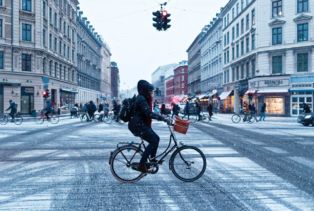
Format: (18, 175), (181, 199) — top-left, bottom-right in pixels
(165, 75), (174, 104)
(0, 0), (79, 114)
(110, 61), (119, 99)
(101, 43), (111, 99)
(151, 63), (177, 104)
(187, 34), (201, 96)
(220, 0), (314, 116)
(173, 61), (188, 96)
(199, 12), (223, 96)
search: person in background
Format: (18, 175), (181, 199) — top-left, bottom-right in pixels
(87, 101), (97, 120)
(171, 103), (180, 118)
(259, 102), (266, 121)
(160, 104), (167, 116)
(303, 103), (311, 114)
(207, 102), (213, 121)
(183, 101), (190, 120)
(195, 100), (202, 121)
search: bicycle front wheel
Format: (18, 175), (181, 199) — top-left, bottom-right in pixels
(169, 146), (206, 182)
(103, 115), (113, 124)
(50, 114), (59, 124)
(110, 145), (144, 183)
(231, 114), (241, 123)
(0, 114), (8, 125)
(14, 114), (23, 125)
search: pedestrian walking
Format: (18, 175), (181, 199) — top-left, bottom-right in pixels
(207, 102), (213, 121)
(183, 101), (190, 120)
(195, 100), (202, 121)
(259, 102), (266, 121)
(171, 103), (180, 118)
(303, 103), (311, 114)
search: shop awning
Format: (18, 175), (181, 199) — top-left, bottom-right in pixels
(196, 94), (207, 99)
(245, 89), (257, 95)
(219, 90), (233, 100)
(60, 88), (78, 93)
(257, 88), (288, 94)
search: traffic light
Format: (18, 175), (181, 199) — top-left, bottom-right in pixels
(43, 89), (50, 98)
(161, 10), (171, 30)
(152, 11), (162, 31)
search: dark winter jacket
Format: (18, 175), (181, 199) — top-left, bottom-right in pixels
(207, 104), (213, 115)
(98, 103), (104, 112)
(128, 80), (163, 136)
(261, 103), (266, 113)
(6, 102), (17, 113)
(172, 104), (180, 116)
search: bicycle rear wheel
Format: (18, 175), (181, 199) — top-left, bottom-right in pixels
(104, 115), (113, 124)
(50, 114), (59, 124)
(169, 146), (206, 182)
(14, 114), (23, 125)
(0, 114), (8, 125)
(110, 145), (145, 183)
(80, 114), (87, 122)
(231, 114), (241, 123)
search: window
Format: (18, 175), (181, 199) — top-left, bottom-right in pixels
(241, 0), (244, 10)
(246, 36), (250, 52)
(297, 23), (308, 42)
(22, 23), (32, 41)
(272, 0), (282, 17)
(43, 29), (46, 46)
(0, 19), (2, 38)
(241, 65), (245, 79)
(246, 62), (250, 78)
(236, 23), (239, 37)
(232, 47), (235, 60)
(49, 60), (52, 75)
(251, 33), (255, 50)
(59, 17), (62, 31)
(49, 7), (52, 24)
(251, 9), (255, 25)
(63, 44), (66, 57)
(272, 27), (282, 45)
(0, 0), (3, 6)
(54, 37), (57, 52)
(297, 53), (308, 72)
(272, 55), (282, 74)
(72, 49), (74, 62)
(63, 21), (66, 34)
(232, 27), (235, 40)
(251, 59), (256, 77)
(43, 1), (46, 18)
(59, 40), (62, 55)
(227, 31), (230, 44)
(55, 13), (58, 27)
(22, 0), (32, 12)
(236, 43), (239, 58)
(22, 54), (32, 71)
(236, 3), (239, 15)
(232, 8), (235, 19)
(246, 14), (249, 30)
(241, 19), (244, 34)
(227, 50), (230, 63)
(241, 40), (244, 55)
(298, 0), (309, 13)
(0, 51), (3, 69)
(67, 46), (70, 59)
(236, 66), (239, 80)
(49, 33), (52, 49)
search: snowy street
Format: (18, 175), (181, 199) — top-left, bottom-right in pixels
(0, 116), (314, 210)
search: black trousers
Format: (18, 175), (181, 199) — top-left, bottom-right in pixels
(139, 128), (160, 164)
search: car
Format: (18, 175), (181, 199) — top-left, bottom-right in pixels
(297, 112), (314, 126)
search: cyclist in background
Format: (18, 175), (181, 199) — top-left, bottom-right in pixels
(6, 100), (17, 121)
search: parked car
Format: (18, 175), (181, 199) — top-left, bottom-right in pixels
(297, 112), (314, 126)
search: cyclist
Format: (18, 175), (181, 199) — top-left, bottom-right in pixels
(128, 80), (165, 173)
(112, 100), (121, 122)
(44, 99), (53, 120)
(6, 100), (17, 121)
(87, 101), (97, 121)
(171, 103), (180, 118)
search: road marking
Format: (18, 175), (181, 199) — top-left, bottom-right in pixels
(263, 147), (288, 154)
(158, 190), (180, 211)
(289, 156), (314, 170)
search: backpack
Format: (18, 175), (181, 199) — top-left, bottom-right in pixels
(119, 95), (137, 122)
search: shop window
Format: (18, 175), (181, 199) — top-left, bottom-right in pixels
(297, 53), (308, 72)
(272, 55), (283, 74)
(265, 97), (284, 114)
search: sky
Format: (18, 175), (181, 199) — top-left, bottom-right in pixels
(79, 0), (229, 90)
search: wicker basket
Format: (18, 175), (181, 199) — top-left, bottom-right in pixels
(174, 117), (189, 134)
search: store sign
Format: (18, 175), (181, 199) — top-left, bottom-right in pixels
(23, 87), (34, 94)
(291, 83), (314, 90)
(250, 78), (289, 89)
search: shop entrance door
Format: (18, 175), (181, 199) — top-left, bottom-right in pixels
(291, 93), (313, 116)
(21, 87), (34, 114)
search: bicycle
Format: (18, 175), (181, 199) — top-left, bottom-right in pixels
(0, 113), (23, 125)
(36, 110), (59, 124)
(103, 111), (114, 124)
(231, 112), (258, 124)
(109, 118), (207, 183)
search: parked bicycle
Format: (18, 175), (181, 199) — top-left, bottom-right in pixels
(109, 118), (206, 183)
(0, 113), (23, 125)
(36, 110), (59, 124)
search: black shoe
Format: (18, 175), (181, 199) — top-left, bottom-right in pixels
(131, 162), (148, 173)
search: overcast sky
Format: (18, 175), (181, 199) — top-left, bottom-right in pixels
(79, 0), (229, 90)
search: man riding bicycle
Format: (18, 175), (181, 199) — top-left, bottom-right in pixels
(6, 100), (17, 121)
(128, 80), (166, 173)
(44, 99), (53, 120)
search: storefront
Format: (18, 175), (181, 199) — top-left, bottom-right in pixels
(20, 87), (34, 114)
(248, 76), (290, 116)
(219, 90), (234, 113)
(60, 88), (77, 108)
(290, 75), (314, 116)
